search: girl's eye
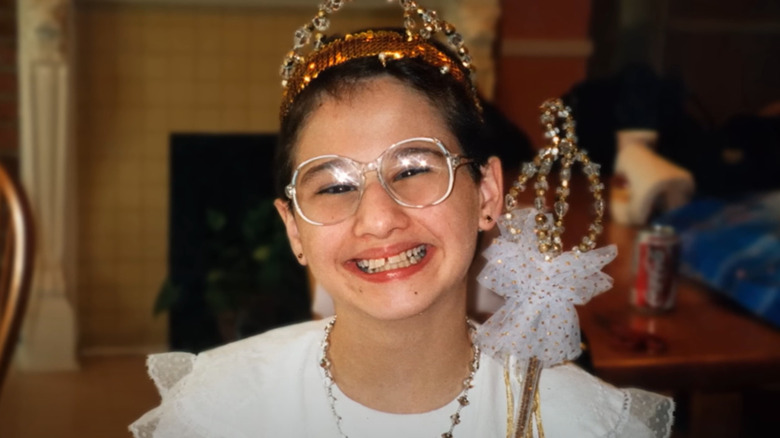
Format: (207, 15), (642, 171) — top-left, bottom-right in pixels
(316, 184), (358, 195)
(393, 166), (431, 182)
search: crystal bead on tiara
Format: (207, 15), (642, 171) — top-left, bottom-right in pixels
(279, 0), (479, 118)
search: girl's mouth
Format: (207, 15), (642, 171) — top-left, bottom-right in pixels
(355, 244), (427, 274)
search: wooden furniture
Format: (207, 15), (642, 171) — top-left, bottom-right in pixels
(577, 213), (780, 437)
(579, 220), (780, 391)
(0, 164), (34, 392)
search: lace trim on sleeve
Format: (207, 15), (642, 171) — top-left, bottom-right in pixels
(129, 353), (199, 438)
(130, 417), (160, 438)
(147, 352), (197, 398)
(619, 388), (675, 438)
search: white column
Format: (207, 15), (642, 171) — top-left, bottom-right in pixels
(16, 0), (78, 371)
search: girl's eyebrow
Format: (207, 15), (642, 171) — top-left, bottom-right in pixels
(299, 158), (350, 185)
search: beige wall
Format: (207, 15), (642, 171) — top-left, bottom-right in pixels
(75, 4), (396, 353)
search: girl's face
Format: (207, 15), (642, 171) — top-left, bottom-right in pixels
(275, 76), (502, 322)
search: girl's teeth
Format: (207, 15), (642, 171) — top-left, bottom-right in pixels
(357, 245), (427, 274)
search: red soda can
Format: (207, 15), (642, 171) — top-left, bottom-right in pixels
(631, 224), (680, 312)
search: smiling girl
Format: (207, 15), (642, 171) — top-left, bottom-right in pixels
(130, 2), (673, 437)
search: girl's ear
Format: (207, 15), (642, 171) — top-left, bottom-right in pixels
(478, 157), (503, 231)
(274, 199), (307, 266)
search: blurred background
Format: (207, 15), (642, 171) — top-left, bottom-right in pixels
(0, 0), (778, 437)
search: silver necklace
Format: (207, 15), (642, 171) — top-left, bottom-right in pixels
(319, 317), (480, 438)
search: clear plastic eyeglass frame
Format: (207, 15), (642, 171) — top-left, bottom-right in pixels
(285, 137), (473, 226)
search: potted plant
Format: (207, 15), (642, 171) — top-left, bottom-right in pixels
(155, 199), (310, 344)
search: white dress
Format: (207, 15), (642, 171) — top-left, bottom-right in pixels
(129, 319), (674, 438)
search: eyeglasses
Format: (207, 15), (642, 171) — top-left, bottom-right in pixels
(285, 137), (473, 226)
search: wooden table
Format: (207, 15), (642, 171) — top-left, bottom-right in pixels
(576, 218), (780, 437)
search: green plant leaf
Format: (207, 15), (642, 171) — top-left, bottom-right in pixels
(206, 209), (227, 232)
(206, 269), (225, 283)
(253, 245), (271, 262)
(242, 200), (276, 242)
(153, 279), (180, 315)
(204, 285), (234, 313)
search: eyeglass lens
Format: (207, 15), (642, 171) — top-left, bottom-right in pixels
(294, 139), (453, 224)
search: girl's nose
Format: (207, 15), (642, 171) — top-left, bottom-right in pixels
(351, 177), (410, 238)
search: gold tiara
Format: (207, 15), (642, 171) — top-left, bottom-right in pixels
(504, 99), (606, 259)
(279, 0), (478, 118)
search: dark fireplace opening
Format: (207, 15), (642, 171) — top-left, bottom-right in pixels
(166, 133), (310, 353)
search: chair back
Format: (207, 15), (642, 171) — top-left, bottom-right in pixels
(0, 163), (34, 391)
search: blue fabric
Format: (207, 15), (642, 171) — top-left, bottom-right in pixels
(657, 192), (780, 327)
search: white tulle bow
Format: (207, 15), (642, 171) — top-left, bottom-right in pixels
(476, 208), (617, 367)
